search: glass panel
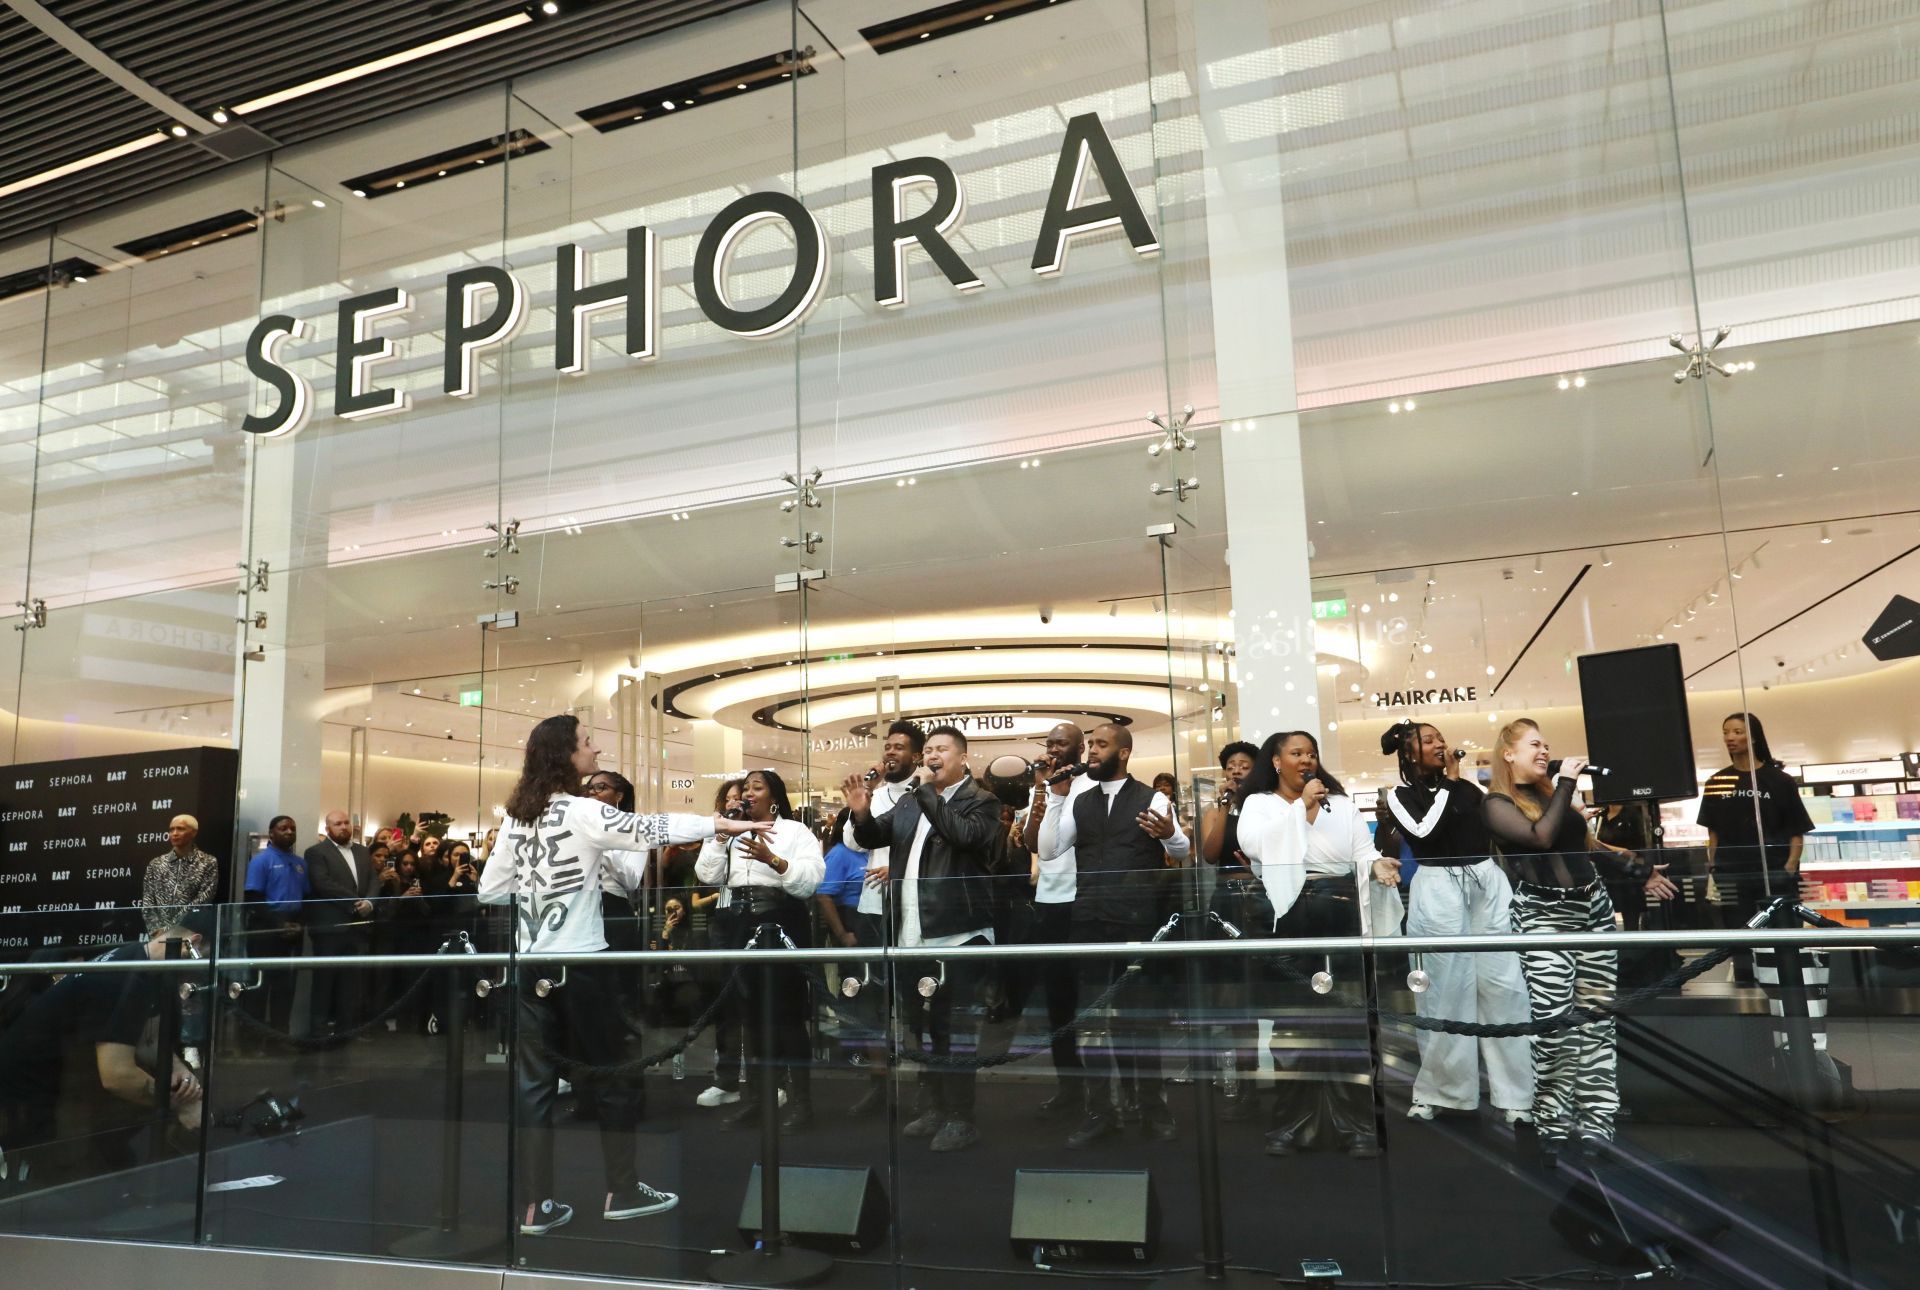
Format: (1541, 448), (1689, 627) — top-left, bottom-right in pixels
(0, 909), (212, 1243)
(494, 1), (815, 1275)
(0, 235), (47, 754)
(199, 895), (507, 1262)
(19, 164), (267, 769)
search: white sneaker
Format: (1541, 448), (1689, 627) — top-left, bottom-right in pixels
(1503, 1108), (1533, 1126)
(557, 1078), (572, 1096)
(696, 1085), (741, 1107)
(605, 1183), (679, 1220)
(779, 1088), (788, 1108)
(1407, 1102), (1437, 1121)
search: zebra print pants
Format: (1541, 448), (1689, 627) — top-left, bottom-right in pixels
(1511, 880), (1618, 1144)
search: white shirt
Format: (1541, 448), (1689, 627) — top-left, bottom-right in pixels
(333, 840), (359, 885)
(1238, 792), (1403, 936)
(844, 778), (913, 917)
(1037, 776), (1191, 866)
(1029, 773), (1097, 903)
(478, 795), (715, 953)
(898, 776), (994, 949)
(600, 848), (649, 900)
(694, 816), (825, 906)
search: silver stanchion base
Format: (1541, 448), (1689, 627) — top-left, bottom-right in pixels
(1152, 1268), (1277, 1290)
(389, 1222), (503, 1260)
(708, 1246), (835, 1287)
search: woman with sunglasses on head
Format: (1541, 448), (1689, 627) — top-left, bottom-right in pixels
(1485, 719), (1675, 1154)
(1380, 720), (1532, 1125)
(1239, 731), (1403, 1157)
(481, 714), (768, 1236)
(694, 768), (825, 1130)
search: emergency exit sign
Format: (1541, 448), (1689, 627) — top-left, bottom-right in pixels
(1312, 597), (1349, 620)
(458, 690), (483, 707)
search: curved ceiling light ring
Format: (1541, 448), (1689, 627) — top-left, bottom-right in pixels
(753, 680), (1200, 735)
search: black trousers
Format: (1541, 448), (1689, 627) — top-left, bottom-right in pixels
(896, 934), (989, 1117)
(1071, 916), (1166, 1121)
(722, 895), (814, 1104)
(998, 901), (1081, 1077)
(1267, 880), (1375, 1150)
(245, 921), (301, 1037)
(308, 921), (369, 1032)
(514, 960), (641, 1203)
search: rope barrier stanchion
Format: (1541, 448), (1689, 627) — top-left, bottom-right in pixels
(709, 923), (832, 1289)
(390, 932), (498, 1261)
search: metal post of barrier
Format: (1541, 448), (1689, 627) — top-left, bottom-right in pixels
(1770, 903), (1852, 1290)
(391, 934), (497, 1259)
(709, 923), (832, 1287)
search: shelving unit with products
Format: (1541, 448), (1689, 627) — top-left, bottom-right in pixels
(1792, 757), (1920, 926)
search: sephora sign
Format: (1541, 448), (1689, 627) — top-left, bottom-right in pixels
(242, 113), (1158, 438)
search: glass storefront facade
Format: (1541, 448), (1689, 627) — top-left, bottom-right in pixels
(3, 1), (1920, 1285)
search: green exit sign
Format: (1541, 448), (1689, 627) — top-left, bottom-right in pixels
(1312, 597), (1349, 620)
(458, 689), (483, 706)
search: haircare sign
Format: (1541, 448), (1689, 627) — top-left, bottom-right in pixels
(240, 113), (1158, 438)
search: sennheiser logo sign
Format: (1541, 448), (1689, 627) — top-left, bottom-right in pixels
(1864, 595), (1920, 662)
(241, 113), (1158, 438)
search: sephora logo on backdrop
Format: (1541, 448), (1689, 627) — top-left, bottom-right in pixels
(242, 113), (1158, 438)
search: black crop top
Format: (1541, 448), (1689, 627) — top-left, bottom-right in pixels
(1386, 777), (1490, 867)
(1484, 778), (1646, 890)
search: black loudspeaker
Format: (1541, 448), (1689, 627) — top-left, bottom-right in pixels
(738, 1164), (889, 1253)
(1576, 643), (1697, 804)
(1009, 1168), (1158, 1264)
(1548, 1157), (1730, 1266)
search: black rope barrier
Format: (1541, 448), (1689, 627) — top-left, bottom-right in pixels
(513, 970), (742, 1078)
(226, 962), (439, 1051)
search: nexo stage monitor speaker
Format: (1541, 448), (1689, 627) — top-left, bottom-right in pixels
(1010, 1168), (1158, 1264)
(1577, 643), (1696, 805)
(739, 1164), (889, 1253)
(1548, 1157), (1730, 1266)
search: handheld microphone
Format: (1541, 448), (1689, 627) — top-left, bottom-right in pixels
(862, 767), (881, 785)
(1047, 761), (1089, 785)
(1451, 748), (1468, 762)
(1546, 760), (1610, 777)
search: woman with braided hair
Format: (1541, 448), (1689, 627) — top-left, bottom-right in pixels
(1381, 720), (1532, 1124)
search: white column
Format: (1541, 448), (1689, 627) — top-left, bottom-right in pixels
(694, 719), (742, 779)
(1193, 1), (1337, 770)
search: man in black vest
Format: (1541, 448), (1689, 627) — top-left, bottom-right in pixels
(1036, 723), (1188, 1147)
(845, 725), (1006, 1153)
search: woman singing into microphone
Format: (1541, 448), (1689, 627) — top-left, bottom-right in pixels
(1238, 731), (1402, 1157)
(480, 714), (768, 1236)
(1484, 719), (1674, 1151)
(1380, 721), (1532, 1124)
(694, 769), (825, 1130)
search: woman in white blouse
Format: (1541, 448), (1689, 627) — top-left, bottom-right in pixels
(1238, 730), (1402, 1159)
(694, 768), (825, 1131)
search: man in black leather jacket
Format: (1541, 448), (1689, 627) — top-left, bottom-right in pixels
(845, 725), (1005, 1152)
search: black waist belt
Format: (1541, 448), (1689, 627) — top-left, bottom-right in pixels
(1302, 873), (1355, 890)
(727, 888), (801, 918)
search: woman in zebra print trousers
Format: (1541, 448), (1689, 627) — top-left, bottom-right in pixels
(1484, 720), (1676, 1149)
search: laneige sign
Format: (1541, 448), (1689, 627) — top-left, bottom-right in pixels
(242, 113), (1158, 439)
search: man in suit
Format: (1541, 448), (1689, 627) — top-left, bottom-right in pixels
(844, 725), (1006, 1153)
(305, 810), (378, 1037)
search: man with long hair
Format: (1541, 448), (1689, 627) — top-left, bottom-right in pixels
(481, 714), (766, 1235)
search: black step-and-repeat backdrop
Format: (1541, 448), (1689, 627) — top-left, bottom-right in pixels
(0, 746), (239, 952)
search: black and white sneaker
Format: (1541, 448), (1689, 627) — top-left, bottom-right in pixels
(605, 1183), (679, 1220)
(521, 1198), (574, 1235)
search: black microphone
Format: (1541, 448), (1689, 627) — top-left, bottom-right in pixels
(1546, 760), (1610, 777)
(862, 767), (881, 785)
(1451, 748), (1467, 762)
(1047, 761), (1089, 785)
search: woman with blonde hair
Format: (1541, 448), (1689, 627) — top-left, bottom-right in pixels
(1483, 719), (1673, 1152)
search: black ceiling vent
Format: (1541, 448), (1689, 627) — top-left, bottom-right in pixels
(577, 49), (815, 134)
(190, 123), (281, 163)
(0, 257), (103, 301)
(861, 0), (1079, 54)
(342, 128), (549, 199)
(114, 210), (260, 262)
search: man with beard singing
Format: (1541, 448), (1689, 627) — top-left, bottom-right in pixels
(1036, 723), (1188, 1147)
